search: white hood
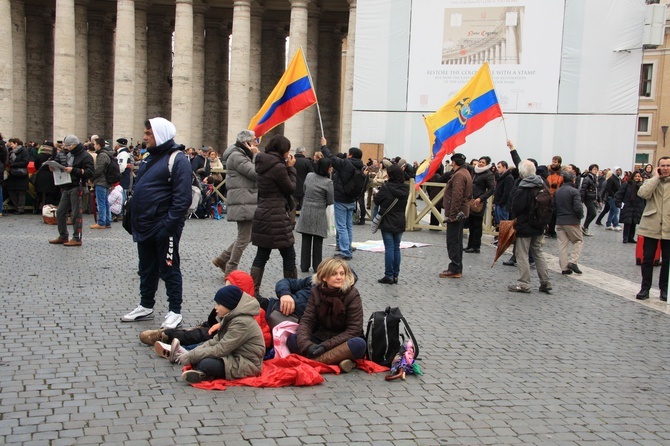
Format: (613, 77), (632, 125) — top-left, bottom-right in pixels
(149, 117), (176, 146)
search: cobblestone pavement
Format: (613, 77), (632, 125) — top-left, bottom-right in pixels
(1, 213), (669, 445)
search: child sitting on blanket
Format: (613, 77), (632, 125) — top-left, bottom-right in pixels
(174, 285), (265, 384)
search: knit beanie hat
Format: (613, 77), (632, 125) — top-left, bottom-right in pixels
(63, 135), (80, 146)
(214, 285), (243, 310)
(226, 270), (255, 297)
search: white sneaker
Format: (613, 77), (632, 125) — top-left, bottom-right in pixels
(121, 305), (154, 322)
(161, 311), (183, 329)
(606, 226), (613, 230)
(613, 226), (622, 231)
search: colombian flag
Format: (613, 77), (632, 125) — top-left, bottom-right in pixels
(248, 48), (317, 138)
(414, 63), (502, 188)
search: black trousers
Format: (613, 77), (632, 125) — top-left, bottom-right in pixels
(164, 326), (211, 347)
(137, 229), (183, 313)
(466, 214), (484, 249)
(446, 219), (465, 273)
(300, 233), (323, 273)
(640, 237), (670, 292)
(583, 198), (598, 229)
(252, 245), (296, 271)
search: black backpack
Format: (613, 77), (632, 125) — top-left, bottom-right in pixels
(342, 166), (369, 199)
(103, 150), (122, 185)
(527, 186), (552, 229)
(365, 307), (419, 367)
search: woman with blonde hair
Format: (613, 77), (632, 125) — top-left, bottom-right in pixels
(288, 257), (365, 372)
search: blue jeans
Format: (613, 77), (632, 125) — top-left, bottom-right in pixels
(95, 185), (111, 226)
(606, 196), (620, 228)
(334, 201), (356, 257)
(381, 231), (402, 278)
(494, 205), (509, 224)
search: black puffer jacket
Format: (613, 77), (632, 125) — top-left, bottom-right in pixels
(373, 180), (408, 233)
(6, 145), (30, 191)
(251, 151), (297, 249)
(615, 180), (645, 225)
(57, 144), (95, 190)
(493, 168), (514, 208)
(512, 175), (546, 238)
(320, 145), (365, 203)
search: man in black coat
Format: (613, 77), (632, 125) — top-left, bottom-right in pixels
(293, 146), (313, 212)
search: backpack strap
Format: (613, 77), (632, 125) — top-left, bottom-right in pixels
(397, 312), (420, 361)
(167, 150), (179, 181)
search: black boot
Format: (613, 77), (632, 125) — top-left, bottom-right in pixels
(250, 266), (264, 298)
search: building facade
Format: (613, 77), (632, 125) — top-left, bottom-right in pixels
(637, 0), (670, 166)
(0, 0), (355, 152)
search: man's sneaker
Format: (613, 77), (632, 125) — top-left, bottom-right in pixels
(613, 226), (622, 232)
(182, 369), (207, 384)
(581, 227), (592, 236)
(508, 284), (531, 293)
(121, 305), (154, 322)
(568, 263), (583, 275)
(161, 311), (183, 329)
(605, 226), (613, 230)
(139, 329), (167, 346)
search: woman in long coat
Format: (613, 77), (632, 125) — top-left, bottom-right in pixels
(250, 135), (297, 296)
(615, 171), (646, 244)
(296, 158), (334, 273)
(5, 138), (30, 214)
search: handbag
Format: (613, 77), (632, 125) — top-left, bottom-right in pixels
(10, 167), (28, 178)
(326, 204), (336, 237)
(122, 196), (132, 235)
(469, 198), (483, 213)
(371, 198), (398, 234)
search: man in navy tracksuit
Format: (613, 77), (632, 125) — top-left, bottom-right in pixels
(121, 117), (193, 329)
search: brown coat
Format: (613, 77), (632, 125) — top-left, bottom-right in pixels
(443, 165), (473, 221)
(296, 285), (364, 354)
(251, 151), (297, 249)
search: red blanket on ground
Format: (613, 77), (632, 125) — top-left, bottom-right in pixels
(184, 354), (389, 391)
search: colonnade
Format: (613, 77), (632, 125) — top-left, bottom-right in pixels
(0, 0), (355, 153)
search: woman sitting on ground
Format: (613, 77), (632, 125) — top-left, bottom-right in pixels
(287, 257), (365, 373)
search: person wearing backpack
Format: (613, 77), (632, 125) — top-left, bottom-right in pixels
(508, 160), (552, 294)
(319, 137), (366, 261)
(89, 138), (113, 229)
(121, 118), (192, 329)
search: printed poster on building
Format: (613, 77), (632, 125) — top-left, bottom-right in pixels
(407, 0), (565, 113)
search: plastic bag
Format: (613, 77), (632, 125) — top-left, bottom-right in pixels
(326, 205), (336, 237)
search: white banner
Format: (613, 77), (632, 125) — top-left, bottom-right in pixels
(407, 0), (564, 113)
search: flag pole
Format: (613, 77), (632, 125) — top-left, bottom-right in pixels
(484, 62), (509, 141)
(300, 45), (325, 139)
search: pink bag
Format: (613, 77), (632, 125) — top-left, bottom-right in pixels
(272, 321), (299, 358)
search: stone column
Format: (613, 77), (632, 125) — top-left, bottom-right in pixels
(248, 3), (262, 123)
(146, 14), (164, 120)
(302, 7), (319, 152)
(88, 10), (106, 138)
(54, 0), (77, 140)
(259, 22), (285, 142)
(0, 0), (12, 135)
(191, 3), (206, 148)
(134, 0), (148, 143)
(25, 10), (47, 141)
(227, 0), (251, 143)
(75, 1), (88, 139)
(11, 0), (26, 140)
(283, 0), (310, 147)
(113, 0), (136, 143)
(340, 0), (356, 148)
(317, 25), (341, 151)
(203, 18), (221, 149)
(220, 20), (230, 144)
(172, 0), (194, 146)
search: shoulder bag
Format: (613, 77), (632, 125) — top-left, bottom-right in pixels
(371, 198), (398, 234)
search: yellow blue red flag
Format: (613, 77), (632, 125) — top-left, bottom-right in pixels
(414, 63), (502, 188)
(248, 48), (317, 138)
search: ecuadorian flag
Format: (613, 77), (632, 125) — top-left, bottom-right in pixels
(248, 48), (317, 138)
(414, 63), (502, 188)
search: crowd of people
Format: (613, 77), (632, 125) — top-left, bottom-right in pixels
(1, 122), (668, 384)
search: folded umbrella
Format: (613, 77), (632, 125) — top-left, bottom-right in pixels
(492, 219), (516, 267)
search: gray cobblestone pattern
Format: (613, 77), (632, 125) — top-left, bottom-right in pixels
(0, 213), (669, 445)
